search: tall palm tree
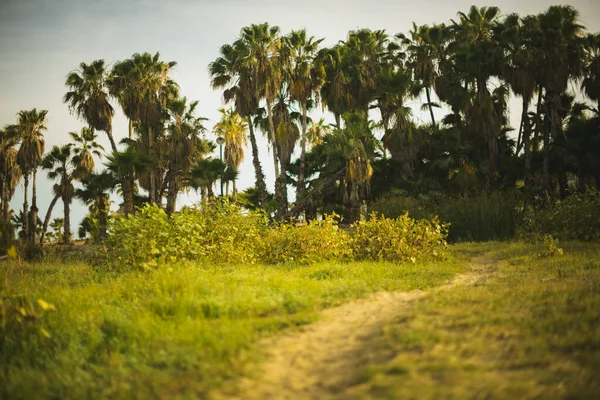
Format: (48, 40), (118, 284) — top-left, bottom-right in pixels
(40, 145), (79, 245)
(163, 97), (208, 214)
(64, 60), (116, 152)
(0, 127), (22, 219)
(534, 6), (586, 191)
(399, 23), (440, 126)
(75, 171), (114, 242)
(237, 23), (283, 180)
(213, 108), (248, 196)
(282, 29), (324, 200)
(15, 108), (47, 242)
(108, 52), (179, 204)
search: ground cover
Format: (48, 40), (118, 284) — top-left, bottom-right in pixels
(0, 254), (462, 399)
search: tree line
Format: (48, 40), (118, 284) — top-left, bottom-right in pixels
(1, 4), (599, 244)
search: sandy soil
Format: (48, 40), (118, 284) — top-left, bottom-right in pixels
(211, 256), (498, 400)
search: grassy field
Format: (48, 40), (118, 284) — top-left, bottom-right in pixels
(3, 242), (599, 399)
(0, 254), (463, 399)
(353, 242), (600, 399)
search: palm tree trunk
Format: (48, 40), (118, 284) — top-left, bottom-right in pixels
(98, 197), (108, 243)
(247, 117), (268, 206)
(106, 125), (118, 154)
(122, 176), (135, 215)
(542, 92), (551, 192)
(128, 119), (134, 140)
(29, 168), (39, 242)
(40, 193), (60, 245)
(166, 177), (179, 215)
(148, 125), (156, 205)
(63, 197), (71, 245)
(534, 87), (544, 156)
(22, 174), (29, 239)
(275, 160), (288, 219)
(1, 171), (9, 220)
(297, 100), (308, 203)
(426, 87), (436, 126)
(516, 97), (527, 155)
(266, 99), (280, 181)
(233, 179), (237, 197)
(522, 97), (533, 189)
(334, 113), (341, 129)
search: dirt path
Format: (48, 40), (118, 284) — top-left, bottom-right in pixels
(212, 256), (498, 400)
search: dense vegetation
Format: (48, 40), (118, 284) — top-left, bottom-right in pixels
(0, 4), (599, 247)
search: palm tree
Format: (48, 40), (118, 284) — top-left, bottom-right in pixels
(237, 23), (283, 181)
(76, 172), (114, 242)
(534, 6), (586, 191)
(213, 108), (247, 196)
(209, 41), (268, 206)
(319, 112), (380, 221)
(64, 60), (116, 152)
(399, 23), (440, 126)
(15, 108), (47, 242)
(0, 127), (22, 219)
(163, 97), (208, 214)
(105, 144), (153, 215)
(495, 14), (538, 186)
(108, 52), (179, 204)
(40, 145), (78, 245)
(68, 127), (104, 176)
(306, 118), (329, 147)
(188, 158), (227, 201)
(282, 29), (324, 200)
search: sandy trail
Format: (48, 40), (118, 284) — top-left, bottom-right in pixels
(212, 256), (498, 400)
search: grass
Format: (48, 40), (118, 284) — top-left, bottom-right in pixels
(0, 254), (463, 399)
(353, 241), (600, 399)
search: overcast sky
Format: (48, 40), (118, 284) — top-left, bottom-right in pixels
(1, 0), (599, 234)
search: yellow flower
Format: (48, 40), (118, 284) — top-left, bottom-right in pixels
(6, 246), (17, 259)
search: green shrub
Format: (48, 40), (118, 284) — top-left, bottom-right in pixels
(521, 189), (600, 241)
(261, 214), (352, 264)
(351, 212), (448, 262)
(101, 202), (268, 270)
(371, 192), (520, 242)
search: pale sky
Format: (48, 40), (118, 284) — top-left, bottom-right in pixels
(1, 0), (599, 234)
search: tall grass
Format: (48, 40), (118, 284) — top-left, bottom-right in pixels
(371, 192), (520, 242)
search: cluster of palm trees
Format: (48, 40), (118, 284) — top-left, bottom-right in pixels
(1, 4), (600, 244)
(0, 53), (232, 244)
(210, 5), (600, 219)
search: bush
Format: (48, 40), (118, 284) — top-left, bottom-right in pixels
(351, 212), (448, 262)
(261, 214), (352, 264)
(371, 192), (520, 242)
(101, 202), (453, 271)
(521, 189), (600, 241)
(101, 202), (269, 270)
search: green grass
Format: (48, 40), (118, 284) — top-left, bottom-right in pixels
(0, 255), (463, 399)
(353, 241), (600, 399)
